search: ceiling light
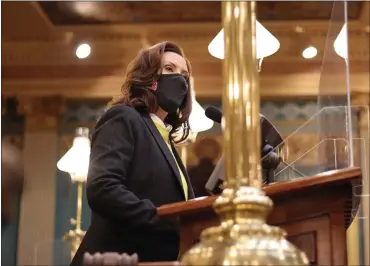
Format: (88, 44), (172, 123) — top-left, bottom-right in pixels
(73, 2), (96, 15)
(208, 21), (280, 60)
(294, 26), (305, 33)
(76, 43), (91, 59)
(302, 46), (318, 59)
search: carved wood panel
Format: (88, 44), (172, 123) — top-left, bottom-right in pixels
(283, 215), (332, 266)
(287, 233), (317, 265)
(37, 1), (363, 26)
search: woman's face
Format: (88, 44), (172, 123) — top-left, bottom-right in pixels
(161, 51), (189, 80)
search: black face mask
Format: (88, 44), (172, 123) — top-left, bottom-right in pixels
(153, 74), (188, 113)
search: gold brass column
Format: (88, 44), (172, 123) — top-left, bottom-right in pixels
(181, 2), (308, 265)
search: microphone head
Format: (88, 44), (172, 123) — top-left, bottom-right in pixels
(205, 106), (222, 124)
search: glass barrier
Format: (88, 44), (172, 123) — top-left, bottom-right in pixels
(260, 6), (369, 263)
(264, 106), (368, 181)
(261, 1), (369, 221)
(315, 2), (368, 264)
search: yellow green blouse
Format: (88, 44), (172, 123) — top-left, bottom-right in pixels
(150, 114), (188, 201)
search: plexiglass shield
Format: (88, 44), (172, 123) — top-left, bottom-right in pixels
(261, 1), (369, 264)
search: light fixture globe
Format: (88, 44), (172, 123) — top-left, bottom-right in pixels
(57, 127), (91, 182)
(208, 21), (280, 60)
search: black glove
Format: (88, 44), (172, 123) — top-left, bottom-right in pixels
(261, 144), (280, 170)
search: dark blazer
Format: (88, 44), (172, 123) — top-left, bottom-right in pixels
(71, 104), (194, 266)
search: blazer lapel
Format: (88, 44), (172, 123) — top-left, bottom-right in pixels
(170, 142), (195, 200)
(141, 114), (184, 190)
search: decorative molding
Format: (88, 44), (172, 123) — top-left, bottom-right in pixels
(1, 39), (369, 66)
(262, 101), (317, 121)
(2, 22), (369, 65)
(59, 101), (106, 133)
(2, 70), (369, 100)
(17, 96), (65, 132)
(52, 20), (365, 35)
(17, 96), (65, 117)
(2, 20), (369, 99)
(3, 21), (368, 42)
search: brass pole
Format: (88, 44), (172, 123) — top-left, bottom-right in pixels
(76, 181), (83, 231)
(64, 181), (86, 261)
(181, 2), (308, 265)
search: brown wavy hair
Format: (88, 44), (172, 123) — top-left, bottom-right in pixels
(108, 41), (192, 143)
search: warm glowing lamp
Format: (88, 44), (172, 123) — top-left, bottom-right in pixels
(208, 21), (280, 60)
(189, 78), (214, 133)
(57, 127), (91, 182)
(57, 127), (90, 260)
(334, 24), (348, 59)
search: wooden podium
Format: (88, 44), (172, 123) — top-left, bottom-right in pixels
(156, 168), (361, 266)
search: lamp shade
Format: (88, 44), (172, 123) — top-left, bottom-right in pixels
(334, 24), (348, 59)
(57, 127), (91, 182)
(208, 21), (280, 60)
(189, 100), (214, 133)
(189, 77), (214, 133)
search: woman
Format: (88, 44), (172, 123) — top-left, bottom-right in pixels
(71, 41), (195, 266)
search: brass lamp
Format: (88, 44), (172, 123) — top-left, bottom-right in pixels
(57, 127), (91, 260)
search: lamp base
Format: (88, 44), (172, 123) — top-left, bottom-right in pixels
(181, 186), (309, 265)
(64, 228), (86, 260)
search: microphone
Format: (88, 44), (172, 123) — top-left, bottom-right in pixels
(205, 106), (264, 125)
(205, 106), (222, 124)
(205, 106), (283, 147)
(203, 106), (283, 191)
